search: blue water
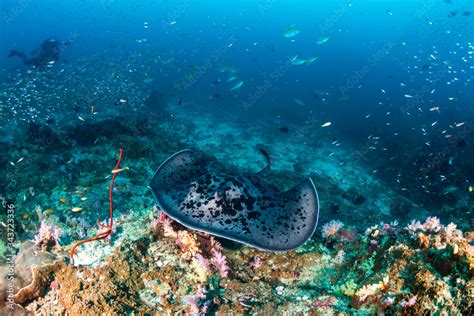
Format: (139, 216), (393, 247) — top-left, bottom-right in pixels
(1, 0), (473, 210)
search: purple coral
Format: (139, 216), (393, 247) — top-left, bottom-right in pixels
(250, 256), (263, 270)
(184, 286), (208, 315)
(211, 249), (229, 278)
(34, 221), (62, 251)
(183, 294), (202, 315)
(205, 236), (229, 278)
(400, 295), (417, 308)
(195, 253), (210, 271)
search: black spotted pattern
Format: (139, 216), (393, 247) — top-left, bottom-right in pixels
(149, 150), (320, 251)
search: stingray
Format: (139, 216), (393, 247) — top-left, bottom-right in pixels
(149, 149), (320, 251)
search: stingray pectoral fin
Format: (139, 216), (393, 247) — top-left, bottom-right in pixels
(149, 149), (203, 192)
(255, 177), (320, 251)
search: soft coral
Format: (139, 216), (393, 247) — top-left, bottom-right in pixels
(34, 220), (62, 251)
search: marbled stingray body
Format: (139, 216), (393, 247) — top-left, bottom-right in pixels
(149, 150), (320, 251)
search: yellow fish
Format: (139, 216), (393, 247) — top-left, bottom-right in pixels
(22, 213), (29, 219)
(111, 166), (129, 174)
(60, 198), (68, 204)
(321, 122), (332, 127)
(469, 186), (473, 193)
(43, 209), (55, 216)
(72, 207), (83, 212)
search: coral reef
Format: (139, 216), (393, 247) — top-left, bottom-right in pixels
(2, 214), (471, 315)
(327, 218), (473, 314)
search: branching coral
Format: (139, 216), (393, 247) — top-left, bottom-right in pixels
(190, 256), (211, 283)
(208, 236), (229, 278)
(152, 212), (230, 280)
(69, 149), (124, 265)
(34, 221), (62, 252)
(210, 248), (229, 278)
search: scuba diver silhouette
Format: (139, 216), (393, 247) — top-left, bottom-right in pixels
(8, 38), (71, 69)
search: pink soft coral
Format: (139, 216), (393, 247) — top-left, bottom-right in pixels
(208, 236), (229, 278)
(211, 249), (229, 278)
(423, 217), (441, 232)
(250, 256), (263, 270)
(183, 286), (208, 315)
(153, 210), (177, 238)
(34, 221), (62, 251)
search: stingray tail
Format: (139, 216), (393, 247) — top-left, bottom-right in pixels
(257, 146), (271, 175)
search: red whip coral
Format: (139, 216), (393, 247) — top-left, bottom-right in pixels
(69, 149), (124, 265)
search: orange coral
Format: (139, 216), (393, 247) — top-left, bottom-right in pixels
(467, 245), (474, 270)
(416, 232), (430, 250)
